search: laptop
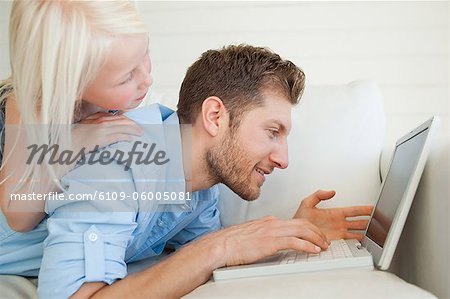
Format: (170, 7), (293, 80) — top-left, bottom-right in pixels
(213, 116), (439, 280)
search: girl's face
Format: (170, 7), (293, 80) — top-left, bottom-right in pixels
(82, 34), (152, 111)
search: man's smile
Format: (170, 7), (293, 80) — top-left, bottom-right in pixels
(254, 166), (273, 185)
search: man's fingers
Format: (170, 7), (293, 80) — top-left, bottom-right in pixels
(301, 190), (336, 208)
(346, 219), (369, 230)
(344, 232), (365, 241)
(278, 237), (322, 254)
(273, 219), (329, 249)
(342, 205), (373, 217)
(292, 225), (329, 250)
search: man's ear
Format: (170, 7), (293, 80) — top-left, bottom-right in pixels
(200, 96), (226, 137)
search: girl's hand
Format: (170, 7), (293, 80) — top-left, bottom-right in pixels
(72, 112), (144, 153)
(57, 112), (144, 177)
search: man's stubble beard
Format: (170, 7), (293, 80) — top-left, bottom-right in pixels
(206, 129), (260, 201)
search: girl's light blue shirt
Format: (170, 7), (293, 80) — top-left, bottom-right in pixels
(0, 104), (222, 298)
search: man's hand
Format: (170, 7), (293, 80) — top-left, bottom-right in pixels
(293, 190), (373, 241)
(195, 216), (330, 267)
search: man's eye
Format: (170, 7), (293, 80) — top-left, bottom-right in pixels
(268, 129), (279, 139)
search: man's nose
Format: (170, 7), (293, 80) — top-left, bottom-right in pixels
(270, 141), (289, 169)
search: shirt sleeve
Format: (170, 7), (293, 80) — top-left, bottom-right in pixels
(167, 186), (223, 250)
(37, 163), (139, 299)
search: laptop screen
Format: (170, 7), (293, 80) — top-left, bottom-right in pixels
(366, 128), (429, 247)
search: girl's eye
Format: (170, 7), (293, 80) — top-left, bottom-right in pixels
(120, 73), (133, 85)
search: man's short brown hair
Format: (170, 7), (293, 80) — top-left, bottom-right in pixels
(177, 45), (305, 128)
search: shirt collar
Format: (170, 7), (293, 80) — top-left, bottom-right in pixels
(124, 104), (188, 207)
(123, 104), (163, 125)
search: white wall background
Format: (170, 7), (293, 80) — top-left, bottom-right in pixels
(1, 1), (448, 144)
(135, 1), (449, 146)
(0, 0), (448, 297)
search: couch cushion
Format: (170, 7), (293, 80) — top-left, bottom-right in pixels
(184, 269), (436, 299)
(218, 80), (385, 226)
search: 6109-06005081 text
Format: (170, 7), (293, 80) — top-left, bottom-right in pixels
(9, 191), (192, 202)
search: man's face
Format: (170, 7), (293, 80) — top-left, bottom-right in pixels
(207, 91), (292, 201)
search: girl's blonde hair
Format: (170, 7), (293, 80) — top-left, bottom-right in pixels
(0, 0), (148, 192)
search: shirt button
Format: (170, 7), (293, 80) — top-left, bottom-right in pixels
(88, 232), (98, 242)
(157, 219), (165, 227)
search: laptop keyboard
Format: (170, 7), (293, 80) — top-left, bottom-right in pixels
(279, 239), (355, 264)
(213, 239), (373, 280)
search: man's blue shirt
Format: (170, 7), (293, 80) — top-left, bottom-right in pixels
(0, 104), (222, 298)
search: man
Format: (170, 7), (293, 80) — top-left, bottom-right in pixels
(0, 45), (371, 298)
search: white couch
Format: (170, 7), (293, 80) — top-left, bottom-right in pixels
(1, 80), (447, 299)
(184, 80), (448, 298)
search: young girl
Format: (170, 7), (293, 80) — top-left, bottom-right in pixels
(0, 0), (152, 232)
